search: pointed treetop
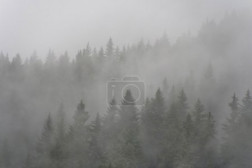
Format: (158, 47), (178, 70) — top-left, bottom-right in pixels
(178, 89), (187, 103)
(245, 90), (251, 99)
(85, 43), (91, 57)
(156, 88), (163, 98)
(122, 89), (135, 105)
(45, 112), (53, 130)
(155, 88), (165, 106)
(77, 100), (85, 112)
(195, 99), (204, 112)
(229, 93), (239, 111)
(242, 89), (252, 108)
(106, 37), (114, 57)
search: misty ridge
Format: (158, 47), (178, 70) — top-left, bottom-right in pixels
(0, 11), (252, 168)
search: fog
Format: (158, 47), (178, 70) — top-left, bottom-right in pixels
(1, 0), (252, 168)
(1, 0), (251, 58)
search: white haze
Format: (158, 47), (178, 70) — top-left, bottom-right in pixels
(0, 0), (251, 58)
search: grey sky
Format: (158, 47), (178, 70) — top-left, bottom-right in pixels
(0, 0), (251, 59)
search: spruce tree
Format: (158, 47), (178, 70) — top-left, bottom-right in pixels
(35, 113), (54, 168)
(68, 100), (90, 168)
(51, 104), (67, 168)
(112, 90), (143, 168)
(177, 89), (188, 123)
(141, 89), (166, 168)
(106, 38), (114, 58)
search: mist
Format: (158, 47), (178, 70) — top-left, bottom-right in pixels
(1, 0), (251, 58)
(1, 0), (252, 168)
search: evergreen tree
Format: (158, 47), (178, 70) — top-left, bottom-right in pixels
(51, 104), (67, 168)
(141, 89), (166, 167)
(103, 98), (118, 131)
(162, 78), (169, 99)
(177, 89), (188, 123)
(241, 90), (252, 126)
(223, 93), (240, 140)
(112, 90), (143, 168)
(85, 43), (91, 57)
(106, 38), (114, 58)
(160, 102), (181, 168)
(88, 113), (105, 168)
(191, 100), (217, 168)
(68, 100), (90, 168)
(226, 90), (252, 168)
(35, 113), (54, 168)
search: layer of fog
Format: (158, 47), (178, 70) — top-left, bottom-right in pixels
(0, 0), (251, 58)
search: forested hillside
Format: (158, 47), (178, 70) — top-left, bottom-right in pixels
(0, 12), (252, 167)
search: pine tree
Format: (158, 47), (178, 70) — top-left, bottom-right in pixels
(162, 78), (169, 98)
(141, 89), (166, 167)
(190, 99), (217, 168)
(68, 100), (90, 168)
(178, 114), (195, 168)
(241, 90), (252, 126)
(160, 102), (181, 168)
(88, 113), (105, 168)
(177, 89), (188, 123)
(112, 90), (143, 168)
(106, 99), (118, 123)
(51, 104), (67, 168)
(192, 99), (205, 126)
(85, 43), (91, 57)
(106, 38), (114, 58)
(35, 113), (54, 168)
(114, 46), (120, 58)
(223, 93), (239, 139)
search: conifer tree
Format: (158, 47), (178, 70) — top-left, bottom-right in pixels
(68, 100), (90, 168)
(35, 113), (54, 168)
(106, 38), (114, 58)
(51, 104), (67, 168)
(177, 89), (188, 123)
(112, 90), (143, 168)
(88, 113), (105, 168)
(141, 89), (166, 167)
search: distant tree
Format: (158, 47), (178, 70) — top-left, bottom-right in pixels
(177, 89), (188, 123)
(223, 93), (240, 140)
(111, 90), (143, 168)
(162, 78), (169, 98)
(114, 46), (120, 58)
(88, 113), (105, 168)
(103, 98), (118, 130)
(45, 49), (56, 68)
(56, 103), (66, 140)
(93, 48), (98, 58)
(51, 104), (67, 168)
(160, 102), (181, 168)
(67, 100), (90, 167)
(58, 51), (70, 80)
(141, 89), (166, 167)
(106, 38), (114, 57)
(35, 113), (54, 168)
(85, 43), (91, 57)
(190, 99), (217, 168)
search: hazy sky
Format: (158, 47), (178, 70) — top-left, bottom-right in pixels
(0, 0), (251, 59)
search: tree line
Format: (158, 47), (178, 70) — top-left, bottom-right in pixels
(8, 88), (250, 168)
